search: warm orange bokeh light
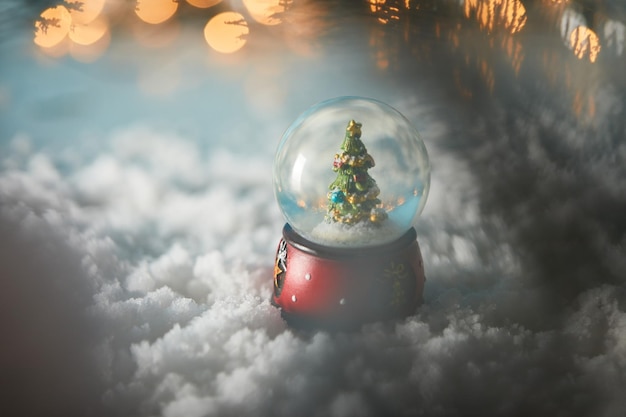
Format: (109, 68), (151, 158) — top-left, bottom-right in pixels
(204, 12), (249, 54)
(500, 0), (527, 33)
(34, 6), (72, 48)
(570, 26), (601, 62)
(243, 0), (286, 25)
(368, 0), (401, 24)
(135, 0), (178, 25)
(369, 0), (385, 13)
(37, 38), (71, 59)
(67, 0), (106, 24)
(69, 16), (109, 46)
(464, 0), (527, 34)
(70, 27), (111, 62)
(186, 0), (222, 8)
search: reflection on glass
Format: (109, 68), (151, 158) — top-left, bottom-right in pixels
(570, 26), (601, 62)
(135, 0), (178, 25)
(67, 0), (106, 24)
(243, 0), (290, 26)
(34, 6), (72, 48)
(186, 0), (222, 8)
(204, 12), (249, 54)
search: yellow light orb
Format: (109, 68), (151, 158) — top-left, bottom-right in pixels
(69, 16), (109, 46)
(204, 12), (249, 54)
(70, 29), (111, 62)
(67, 0), (106, 24)
(186, 0), (221, 9)
(500, 0), (527, 34)
(34, 6), (72, 48)
(570, 26), (601, 63)
(243, 0), (285, 26)
(135, 0), (178, 25)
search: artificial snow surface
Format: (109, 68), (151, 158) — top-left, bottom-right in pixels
(2, 108), (625, 417)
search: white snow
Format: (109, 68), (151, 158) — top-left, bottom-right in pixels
(1, 118), (624, 417)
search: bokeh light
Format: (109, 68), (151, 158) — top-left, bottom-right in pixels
(464, 0), (527, 34)
(186, 0), (222, 9)
(243, 0), (287, 26)
(500, 0), (527, 33)
(67, 0), (106, 24)
(369, 0), (385, 13)
(69, 16), (109, 46)
(37, 38), (71, 59)
(70, 31), (111, 62)
(34, 6), (72, 48)
(135, 0), (179, 25)
(369, 0), (401, 24)
(204, 12), (249, 54)
(570, 26), (601, 62)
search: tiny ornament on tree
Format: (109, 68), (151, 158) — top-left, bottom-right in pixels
(272, 96), (430, 329)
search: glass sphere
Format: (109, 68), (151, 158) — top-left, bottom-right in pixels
(273, 96), (430, 247)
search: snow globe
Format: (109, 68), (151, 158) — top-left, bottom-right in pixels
(272, 96), (430, 329)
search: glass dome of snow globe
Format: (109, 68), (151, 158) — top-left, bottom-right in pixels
(274, 96), (430, 248)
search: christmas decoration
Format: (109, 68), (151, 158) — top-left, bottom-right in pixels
(272, 96), (430, 329)
(326, 120), (387, 226)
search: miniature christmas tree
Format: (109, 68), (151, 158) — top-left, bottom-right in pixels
(326, 120), (388, 225)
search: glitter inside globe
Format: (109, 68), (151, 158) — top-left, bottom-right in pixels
(273, 96), (430, 247)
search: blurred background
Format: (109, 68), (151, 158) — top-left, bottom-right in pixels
(2, 0), (624, 152)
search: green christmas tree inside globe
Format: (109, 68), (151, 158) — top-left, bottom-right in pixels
(326, 120), (387, 226)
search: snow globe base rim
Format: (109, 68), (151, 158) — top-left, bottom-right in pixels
(283, 223), (417, 259)
(272, 224), (425, 329)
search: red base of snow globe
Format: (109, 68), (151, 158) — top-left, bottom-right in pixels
(272, 224), (425, 330)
